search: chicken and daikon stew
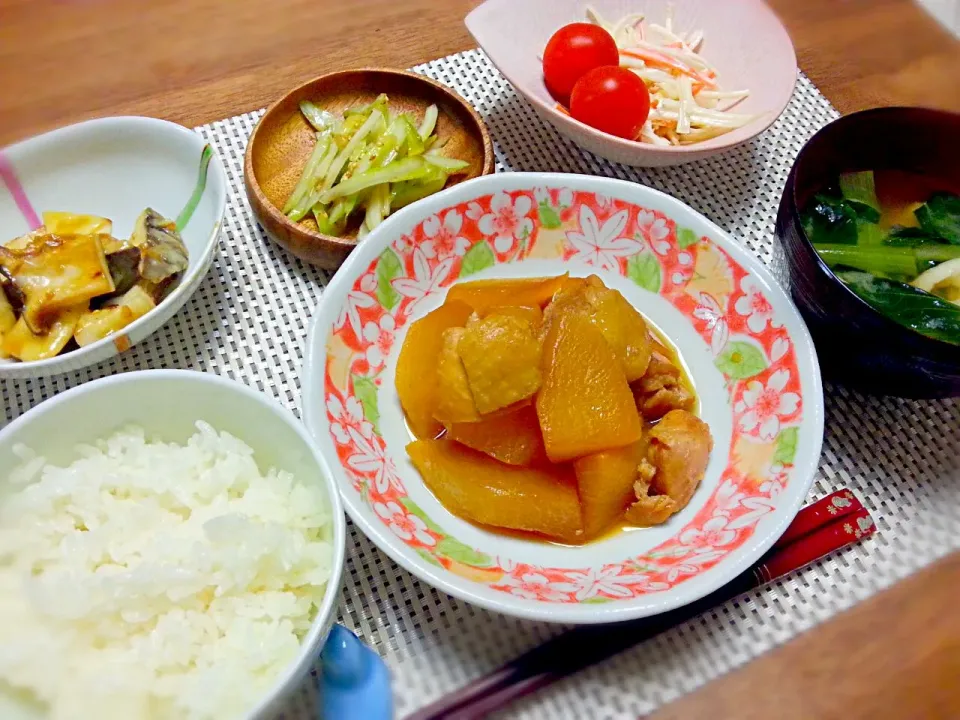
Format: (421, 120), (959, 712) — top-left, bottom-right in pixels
(0, 209), (189, 362)
(397, 274), (714, 545)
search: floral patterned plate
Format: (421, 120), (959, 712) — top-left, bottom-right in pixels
(302, 173), (823, 624)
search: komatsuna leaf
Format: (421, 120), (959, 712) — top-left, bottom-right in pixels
(884, 226), (949, 248)
(836, 270), (960, 345)
(801, 194), (859, 246)
(915, 191), (960, 245)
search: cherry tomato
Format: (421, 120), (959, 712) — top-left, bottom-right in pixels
(542, 23), (619, 103)
(570, 66), (651, 140)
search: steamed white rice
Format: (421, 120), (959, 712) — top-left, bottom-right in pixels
(0, 422), (333, 720)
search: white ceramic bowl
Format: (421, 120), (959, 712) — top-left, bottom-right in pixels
(303, 172), (823, 624)
(0, 370), (345, 719)
(0, 117), (227, 378)
(466, 0), (797, 167)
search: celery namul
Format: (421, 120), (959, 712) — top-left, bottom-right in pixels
(282, 99), (468, 238)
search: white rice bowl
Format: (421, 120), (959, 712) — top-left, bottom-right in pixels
(0, 371), (345, 720)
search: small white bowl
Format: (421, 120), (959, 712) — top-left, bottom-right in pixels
(466, 0), (797, 167)
(0, 117), (227, 378)
(0, 370), (346, 719)
(302, 172), (823, 624)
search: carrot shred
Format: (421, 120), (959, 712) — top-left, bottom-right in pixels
(621, 48), (717, 89)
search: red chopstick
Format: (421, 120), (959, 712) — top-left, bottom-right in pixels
(759, 506), (873, 583)
(405, 490), (875, 720)
(773, 489), (863, 550)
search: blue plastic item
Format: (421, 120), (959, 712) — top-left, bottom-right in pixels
(319, 624), (393, 720)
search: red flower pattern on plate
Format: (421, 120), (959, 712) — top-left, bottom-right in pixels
(322, 189), (806, 604)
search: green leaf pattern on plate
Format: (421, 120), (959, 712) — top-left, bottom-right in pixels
(459, 240), (496, 277)
(375, 247), (403, 310)
(435, 537), (493, 567)
(676, 226), (699, 249)
(416, 548), (443, 567)
(400, 498), (444, 533)
(715, 340), (768, 379)
(627, 250), (662, 292)
(352, 374), (380, 435)
(538, 201), (562, 229)
(773, 426), (799, 465)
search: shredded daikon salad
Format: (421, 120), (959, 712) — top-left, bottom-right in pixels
(584, 5), (757, 146)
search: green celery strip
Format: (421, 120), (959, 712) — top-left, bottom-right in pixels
(364, 184), (386, 231)
(380, 182), (393, 217)
(425, 154), (469, 172)
(299, 101), (339, 133)
(392, 173), (447, 210)
(288, 142), (339, 222)
(318, 157), (429, 204)
(320, 112), (382, 192)
(418, 105), (438, 140)
(400, 116), (425, 156)
(345, 94), (389, 117)
(313, 206), (334, 234)
(283, 136), (331, 214)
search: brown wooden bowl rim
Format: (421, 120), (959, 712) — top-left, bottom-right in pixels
(243, 67), (495, 253)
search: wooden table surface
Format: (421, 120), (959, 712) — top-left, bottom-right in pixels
(3, 0), (960, 145)
(2, 0), (959, 717)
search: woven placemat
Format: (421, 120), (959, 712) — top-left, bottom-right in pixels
(3, 49), (959, 719)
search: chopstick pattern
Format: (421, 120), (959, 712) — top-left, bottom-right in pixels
(773, 489), (863, 549)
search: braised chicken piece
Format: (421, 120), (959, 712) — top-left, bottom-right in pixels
(624, 456), (678, 526)
(458, 311), (542, 414)
(625, 409), (713, 526)
(632, 349), (696, 420)
(624, 492), (678, 526)
(541, 275), (652, 381)
(647, 409), (713, 504)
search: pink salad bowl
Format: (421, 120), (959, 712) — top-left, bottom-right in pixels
(466, 0), (798, 167)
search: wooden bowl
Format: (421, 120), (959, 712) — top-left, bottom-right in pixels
(244, 68), (494, 269)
